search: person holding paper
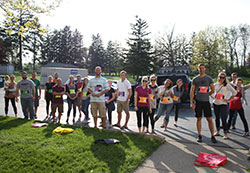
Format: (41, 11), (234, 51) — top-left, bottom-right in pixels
(154, 79), (174, 132)
(171, 79), (184, 127)
(44, 75), (56, 117)
(81, 77), (90, 122)
(134, 76), (152, 133)
(65, 75), (79, 124)
(211, 72), (236, 139)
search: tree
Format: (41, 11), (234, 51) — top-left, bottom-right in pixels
(125, 16), (154, 77)
(191, 27), (227, 77)
(238, 24), (250, 67)
(40, 26), (85, 67)
(0, 0), (61, 71)
(154, 27), (193, 71)
(104, 41), (123, 75)
(88, 34), (105, 72)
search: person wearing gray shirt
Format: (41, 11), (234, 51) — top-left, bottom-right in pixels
(16, 71), (35, 119)
(190, 63), (217, 143)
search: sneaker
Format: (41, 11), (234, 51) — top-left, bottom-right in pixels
(197, 135), (202, 142)
(211, 136), (217, 143)
(160, 125), (164, 128)
(232, 126), (236, 130)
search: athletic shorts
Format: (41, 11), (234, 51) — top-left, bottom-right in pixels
(52, 103), (64, 114)
(195, 101), (212, 118)
(90, 102), (106, 118)
(117, 100), (129, 113)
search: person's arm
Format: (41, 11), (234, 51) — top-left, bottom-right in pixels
(243, 83), (250, 91)
(88, 88), (96, 97)
(226, 83), (237, 102)
(126, 88), (132, 103)
(38, 85), (42, 100)
(190, 84), (195, 110)
(73, 87), (79, 100)
(32, 86), (35, 101)
(148, 90), (152, 113)
(209, 83), (215, 96)
(96, 88), (109, 97)
(8, 83), (16, 92)
(15, 85), (19, 102)
(116, 88), (119, 98)
(107, 91), (116, 104)
(134, 91), (138, 111)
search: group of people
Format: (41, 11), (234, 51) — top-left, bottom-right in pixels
(3, 64), (250, 143)
(190, 64), (250, 143)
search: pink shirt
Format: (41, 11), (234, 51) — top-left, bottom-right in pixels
(135, 85), (152, 107)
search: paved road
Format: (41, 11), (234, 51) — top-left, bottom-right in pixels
(0, 87), (250, 172)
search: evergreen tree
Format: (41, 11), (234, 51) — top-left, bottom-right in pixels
(88, 34), (105, 72)
(125, 16), (154, 77)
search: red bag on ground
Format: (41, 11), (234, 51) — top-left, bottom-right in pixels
(194, 152), (227, 167)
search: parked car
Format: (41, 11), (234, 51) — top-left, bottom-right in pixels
(156, 74), (192, 103)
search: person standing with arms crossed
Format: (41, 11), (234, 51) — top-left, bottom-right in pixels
(16, 71), (36, 119)
(190, 64), (217, 143)
(88, 66), (109, 128)
(52, 78), (64, 123)
(113, 71), (132, 129)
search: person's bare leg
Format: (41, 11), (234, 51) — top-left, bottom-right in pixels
(52, 112), (56, 122)
(197, 117), (202, 136)
(142, 126), (145, 133)
(58, 113), (62, 123)
(94, 117), (98, 128)
(78, 100), (82, 118)
(102, 117), (106, 128)
(123, 112), (130, 128)
(114, 112), (122, 126)
(164, 121), (169, 131)
(138, 127), (141, 133)
(206, 117), (215, 136)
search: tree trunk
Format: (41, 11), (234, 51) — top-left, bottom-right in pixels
(19, 35), (23, 71)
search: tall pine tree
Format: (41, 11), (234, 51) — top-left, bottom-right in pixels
(125, 16), (154, 77)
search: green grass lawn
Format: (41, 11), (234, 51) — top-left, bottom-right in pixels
(0, 116), (163, 173)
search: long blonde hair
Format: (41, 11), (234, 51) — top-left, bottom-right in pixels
(141, 76), (149, 94)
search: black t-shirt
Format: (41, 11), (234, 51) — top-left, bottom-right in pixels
(45, 82), (56, 99)
(105, 88), (115, 104)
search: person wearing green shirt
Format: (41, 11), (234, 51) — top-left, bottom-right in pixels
(31, 72), (41, 118)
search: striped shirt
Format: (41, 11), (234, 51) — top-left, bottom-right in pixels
(88, 76), (109, 102)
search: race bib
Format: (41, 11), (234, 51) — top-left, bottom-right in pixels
(150, 94), (155, 101)
(70, 89), (76, 95)
(55, 95), (61, 98)
(82, 92), (87, 97)
(119, 91), (125, 97)
(138, 97), (148, 103)
(162, 97), (170, 103)
(215, 93), (224, 100)
(199, 86), (208, 93)
(233, 96), (239, 100)
(95, 85), (102, 92)
(173, 96), (179, 102)
(105, 96), (109, 101)
(48, 89), (53, 93)
(21, 90), (29, 94)
(78, 88), (82, 92)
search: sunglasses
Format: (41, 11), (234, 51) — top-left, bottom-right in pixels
(151, 79), (156, 81)
(219, 76), (225, 79)
(143, 80), (148, 83)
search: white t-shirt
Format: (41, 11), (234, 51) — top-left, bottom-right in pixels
(117, 79), (131, 101)
(213, 83), (237, 105)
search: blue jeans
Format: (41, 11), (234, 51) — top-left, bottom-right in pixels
(154, 103), (173, 123)
(81, 98), (90, 120)
(21, 97), (35, 119)
(232, 111), (237, 127)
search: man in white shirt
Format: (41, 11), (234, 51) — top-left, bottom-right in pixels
(113, 71), (132, 129)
